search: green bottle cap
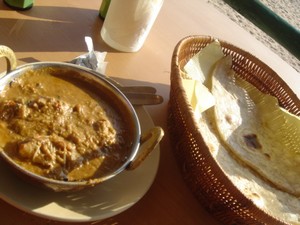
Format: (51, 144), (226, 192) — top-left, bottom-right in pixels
(4, 0), (34, 10)
(99, 0), (111, 20)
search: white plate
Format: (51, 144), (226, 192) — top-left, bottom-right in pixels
(0, 106), (160, 222)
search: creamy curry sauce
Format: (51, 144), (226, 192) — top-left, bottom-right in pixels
(0, 67), (133, 182)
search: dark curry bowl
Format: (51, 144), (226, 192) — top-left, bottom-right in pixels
(0, 45), (164, 192)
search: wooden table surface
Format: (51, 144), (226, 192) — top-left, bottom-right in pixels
(0, 0), (299, 224)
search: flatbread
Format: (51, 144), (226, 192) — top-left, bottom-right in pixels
(183, 42), (300, 224)
(198, 109), (300, 224)
(211, 55), (300, 197)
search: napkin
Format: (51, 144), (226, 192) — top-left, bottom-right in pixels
(182, 79), (215, 120)
(181, 40), (224, 120)
(71, 36), (108, 74)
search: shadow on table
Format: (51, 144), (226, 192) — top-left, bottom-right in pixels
(0, 4), (116, 53)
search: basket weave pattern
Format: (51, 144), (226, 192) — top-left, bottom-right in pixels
(168, 35), (300, 224)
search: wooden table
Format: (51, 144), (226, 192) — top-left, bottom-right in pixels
(0, 0), (299, 224)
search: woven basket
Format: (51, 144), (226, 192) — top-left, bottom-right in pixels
(168, 35), (300, 225)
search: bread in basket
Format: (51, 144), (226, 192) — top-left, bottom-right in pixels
(168, 35), (300, 225)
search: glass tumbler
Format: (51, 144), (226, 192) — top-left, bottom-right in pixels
(100, 0), (164, 52)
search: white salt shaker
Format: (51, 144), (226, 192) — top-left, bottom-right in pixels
(100, 0), (164, 52)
